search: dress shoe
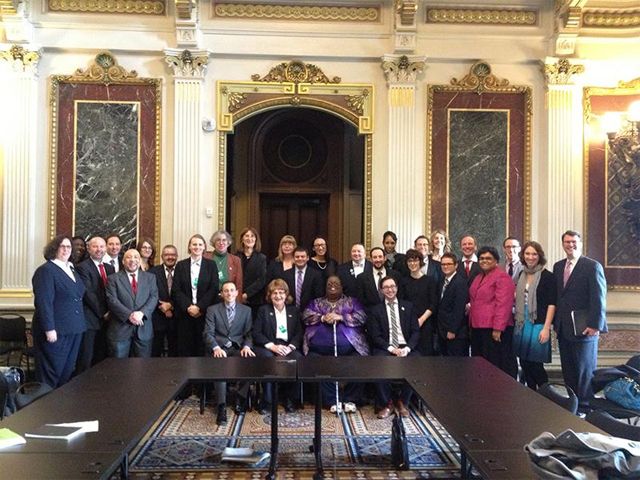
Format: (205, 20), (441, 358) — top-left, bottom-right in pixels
(234, 398), (247, 414)
(377, 406), (393, 419)
(284, 399), (296, 413)
(257, 401), (271, 415)
(396, 400), (410, 418)
(216, 404), (227, 425)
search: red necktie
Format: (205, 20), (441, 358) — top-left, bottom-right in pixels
(130, 273), (138, 295)
(98, 263), (108, 286)
(465, 260), (471, 276)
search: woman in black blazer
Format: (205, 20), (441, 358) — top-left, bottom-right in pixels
(253, 278), (303, 413)
(235, 227), (267, 316)
(513, 241), (557, 390)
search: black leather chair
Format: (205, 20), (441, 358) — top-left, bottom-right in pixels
(586, 410), (640, 441)
(539, 382), (579, 414)
(0, 313), (33, 378)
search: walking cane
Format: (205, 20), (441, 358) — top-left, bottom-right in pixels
(332, 320), (342, 415)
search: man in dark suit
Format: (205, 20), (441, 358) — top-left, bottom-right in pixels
(394, 235), (442, 282)
(357, 247), (400, 312)
(172, 234), (219, 357)
(457, 234), (481, 284)
(150, 244), (178, 357)
(203, 281), (255, 424)
(337, 243), (372, 298)
(284, 246), (324, 313)
(106, 249), (158, 358)
(553, 230), (607, 410)
(436, 253), (469, 356)
(75, 235), (114, 373)
(368, 276), (421, 419)
(103, 234), (123, 273)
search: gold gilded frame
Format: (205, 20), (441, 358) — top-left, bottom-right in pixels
(584, 78), (640, 291)
(426, 61), (532, 241)
(216, 60), (374, 247)
(49, 52), (162, 243)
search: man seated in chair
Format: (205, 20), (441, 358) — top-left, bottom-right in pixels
(367, 276), (421, 419)
(203, 281), (255, 425)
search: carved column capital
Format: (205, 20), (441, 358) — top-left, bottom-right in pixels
(164, 48), (209, 78)
(541, 57), (585, 86)
(0, 44), (41, 74)
(381, 54), (426, 85)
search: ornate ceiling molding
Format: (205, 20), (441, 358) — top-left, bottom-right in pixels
(164, 49), (209, 78)
(381, 54), (425, 85)
(0, 44), (40, 74)
(541, 57), (585, 86)
(425, 7), (537, 26)
(395, 0), (417, 26)
(175, 0), (194, 19)
(583, 8), (640, 28)
(251, 60), (341, 85)
(212, 2), (379, 22)
(47, 0), (165, 15)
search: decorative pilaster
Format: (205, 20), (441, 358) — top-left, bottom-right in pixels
(393, 0), (418, 53)
(0, 45), (40, 299)
(174, 0), (200, 47)
(381, 54), (426, 251)
(164, 48), (210, 250)
(541, 57), (585, 262)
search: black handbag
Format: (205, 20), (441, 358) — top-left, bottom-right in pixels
(390, 413), (410, 470)
(0, 366), (25, 418)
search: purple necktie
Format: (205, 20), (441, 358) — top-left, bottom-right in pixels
(295, 269), (303, 307)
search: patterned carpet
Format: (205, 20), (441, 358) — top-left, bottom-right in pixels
(128, 397), (462, 479)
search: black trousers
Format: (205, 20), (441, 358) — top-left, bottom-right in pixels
(471, 326), (517, 379)
(255, 346), (303, 405)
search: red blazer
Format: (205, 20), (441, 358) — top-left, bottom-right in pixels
(468, 267), (515, 332)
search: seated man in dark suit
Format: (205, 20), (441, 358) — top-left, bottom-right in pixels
(203, 281), (255, 425)
(368, 276), (421, 419)
(436, 252), (469, 356)
(105, 249), (158, 358)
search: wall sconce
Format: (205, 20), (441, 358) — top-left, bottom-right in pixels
(603, 100), (640, 162)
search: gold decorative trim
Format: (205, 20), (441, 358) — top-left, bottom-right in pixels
(583, 9), (640, 28)
(0, 289), (33, 298)
(426, 8), (537, 26)
(395, 0), (417, 26)
(0, 45), (41, 73)
(216, 62), (374, 248)
(48, 0), (165, 14)
(426, 62), (532, 242)
(175, 0), (194, 19)
(213, 3), (379, 22)
(541, 58), (585, 86)
(48, 52), (162, 243)
(0, 0), (17, 15)
(251, 60), (341, 85)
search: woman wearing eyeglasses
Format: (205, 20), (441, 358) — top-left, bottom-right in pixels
(32, 235), (87, 388)
(468, 246), (516, 377)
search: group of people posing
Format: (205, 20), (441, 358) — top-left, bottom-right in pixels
(31, 227), (607, 423)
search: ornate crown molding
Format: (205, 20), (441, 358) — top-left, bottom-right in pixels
(48, 0), (164, 14)
(59, 52), (138, 84)
(583, 8), (640, 28)
(426, 7), (537, 26)
(541, 57), (585, 86)
(251, 60), (341, 84)
(164, 49), (209, 78)
(395, 0), (417, 26)
(0, 44), (41, 74)
(213, 2), (379, 22)
(450, 61), (511, 94)
(381, 54), (425, 85)
(618, 76), (640, 89)
(175, 0), (194, 19)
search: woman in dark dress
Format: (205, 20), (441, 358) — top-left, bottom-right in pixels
(399, 249), (438, 355)
(308, 237), (338, 281)
(382, 231), (405, 270)
(513, 241), (556, 390)
(236, 227), (267, 315)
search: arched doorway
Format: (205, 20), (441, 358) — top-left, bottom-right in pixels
(216, 60), (374, 260)
(228, 108), (364, 261)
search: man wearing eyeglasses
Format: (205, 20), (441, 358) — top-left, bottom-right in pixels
(436, 253), (469, 356)
(502, 236), (523, 283)
(368, 276), (420, 419)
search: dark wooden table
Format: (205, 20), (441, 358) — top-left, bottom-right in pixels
(0, 357), (298, 479)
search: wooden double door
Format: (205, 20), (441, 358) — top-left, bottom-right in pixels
(229, 107), (363, 261)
